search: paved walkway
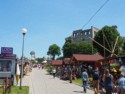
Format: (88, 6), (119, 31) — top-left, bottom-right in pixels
(21, 68), (94, 94)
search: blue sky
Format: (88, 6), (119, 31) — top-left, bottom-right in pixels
(0, 0), (125, 59)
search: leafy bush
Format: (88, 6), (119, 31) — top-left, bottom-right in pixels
(46, 66), (53, 74)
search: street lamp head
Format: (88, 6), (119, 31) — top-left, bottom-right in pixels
(21, 28), (27, 35)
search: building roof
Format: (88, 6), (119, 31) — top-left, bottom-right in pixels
(52, 60), (62, 66)
(63, 58), (70, 64)
(72, 54), (104, 62)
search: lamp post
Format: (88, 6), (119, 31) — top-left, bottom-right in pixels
(20, 28), (27, 89)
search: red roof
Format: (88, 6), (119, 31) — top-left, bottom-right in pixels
(52, 60), (62, 66)
(72, 54), (104, 62)
(63, 58), (70, 64)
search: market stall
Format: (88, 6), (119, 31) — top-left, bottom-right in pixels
(0, 47), (17, 93)
(96, 56), (125, 80)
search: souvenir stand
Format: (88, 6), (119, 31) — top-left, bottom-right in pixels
(0, 47), (17, 93)
(96, 56), (125, 81)
(70, 54), (104, 78)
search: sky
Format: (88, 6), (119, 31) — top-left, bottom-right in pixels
(0, 0), (125, 59)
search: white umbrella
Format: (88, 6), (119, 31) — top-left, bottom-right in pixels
(42, 60), (47, 64)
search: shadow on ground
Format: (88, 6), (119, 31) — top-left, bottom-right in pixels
(62, 82), (69, 84)
(73, 91), (83, 93)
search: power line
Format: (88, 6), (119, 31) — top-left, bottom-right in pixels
(81, 0), (110, 29)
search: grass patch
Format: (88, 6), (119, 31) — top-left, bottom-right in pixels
(45, 66), (53, 74)
(0, 86), (29, 94)
(72, 77), (93, 86)
(73, 78), (82, 86)
(11, 86), (29, 94)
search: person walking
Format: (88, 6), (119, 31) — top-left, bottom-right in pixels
(103, 69), (113, 94)
(52, 68), (56, 78)
(68, 66), (72, 83)
(99, 74), (105, 93)
(118, 73), (125, 94)
(82, 68), (88, 93)
(92, 67), (100, 94)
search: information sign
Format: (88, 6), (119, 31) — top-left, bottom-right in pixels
(0, 54), (16, 59)
(1, 47), (13, 54)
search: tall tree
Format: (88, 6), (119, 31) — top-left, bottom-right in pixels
(36, 57), (45, 63)
(118, 37), (125, 55)
(62, 42), (72, 58)
(62, 42), (78, 58)
(62, 41), (97, 58)
(93, 25), (123, 57)
(47, 44), (61, 60)
(65, 36), (72, 43)
(77, 42), (97, 54)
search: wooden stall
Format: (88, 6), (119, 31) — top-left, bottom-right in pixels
(70, 54), (103, 68)
(0, 47), (17, 93)
(70, 54), (104, 77)
(96, 56), (125, 80)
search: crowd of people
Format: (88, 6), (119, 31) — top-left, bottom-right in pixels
(34, 62), (125, 94)
(49, 64), (125, 94)
(55, 65), (80, 80)
(82, 67), (125, 94)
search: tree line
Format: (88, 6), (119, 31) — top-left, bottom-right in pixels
(47, 25), (125, 60)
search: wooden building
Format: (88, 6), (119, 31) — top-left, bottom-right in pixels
(51, 60), (62, 66)
(70, 54), (104, 67)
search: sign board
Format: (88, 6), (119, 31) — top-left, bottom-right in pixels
(0, 54), (16, 59)
(1, 47), (13, 54)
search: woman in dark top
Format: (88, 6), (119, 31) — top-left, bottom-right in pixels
(103, 69), (113, 94)
(99, 75), (105, 89)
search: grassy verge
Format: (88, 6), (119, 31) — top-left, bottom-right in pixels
(72, 78), (82, 86)
(45, 65), (53, 74)
(0, 86), (29, 94)
(72, 77), (93, 86)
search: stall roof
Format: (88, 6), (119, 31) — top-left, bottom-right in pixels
(52, 60), (62, 66)
(63, 58), (70, 64)
(97, 55), (125, 62)
(71, 54), (104, 62)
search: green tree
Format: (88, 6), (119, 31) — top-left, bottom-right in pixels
(93, 25), (123, 57)
(65, 36), (72, 43)
(62, 42), (70, 58)
(62, 41), (97, 58)
(117, 37), (125, 55)
(77, 42), (97, 54)
(47, 44), (61, 60)
(62, 42), (77, 58)
(62, 37), (73, 58)
(36, 57), (44, 63)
